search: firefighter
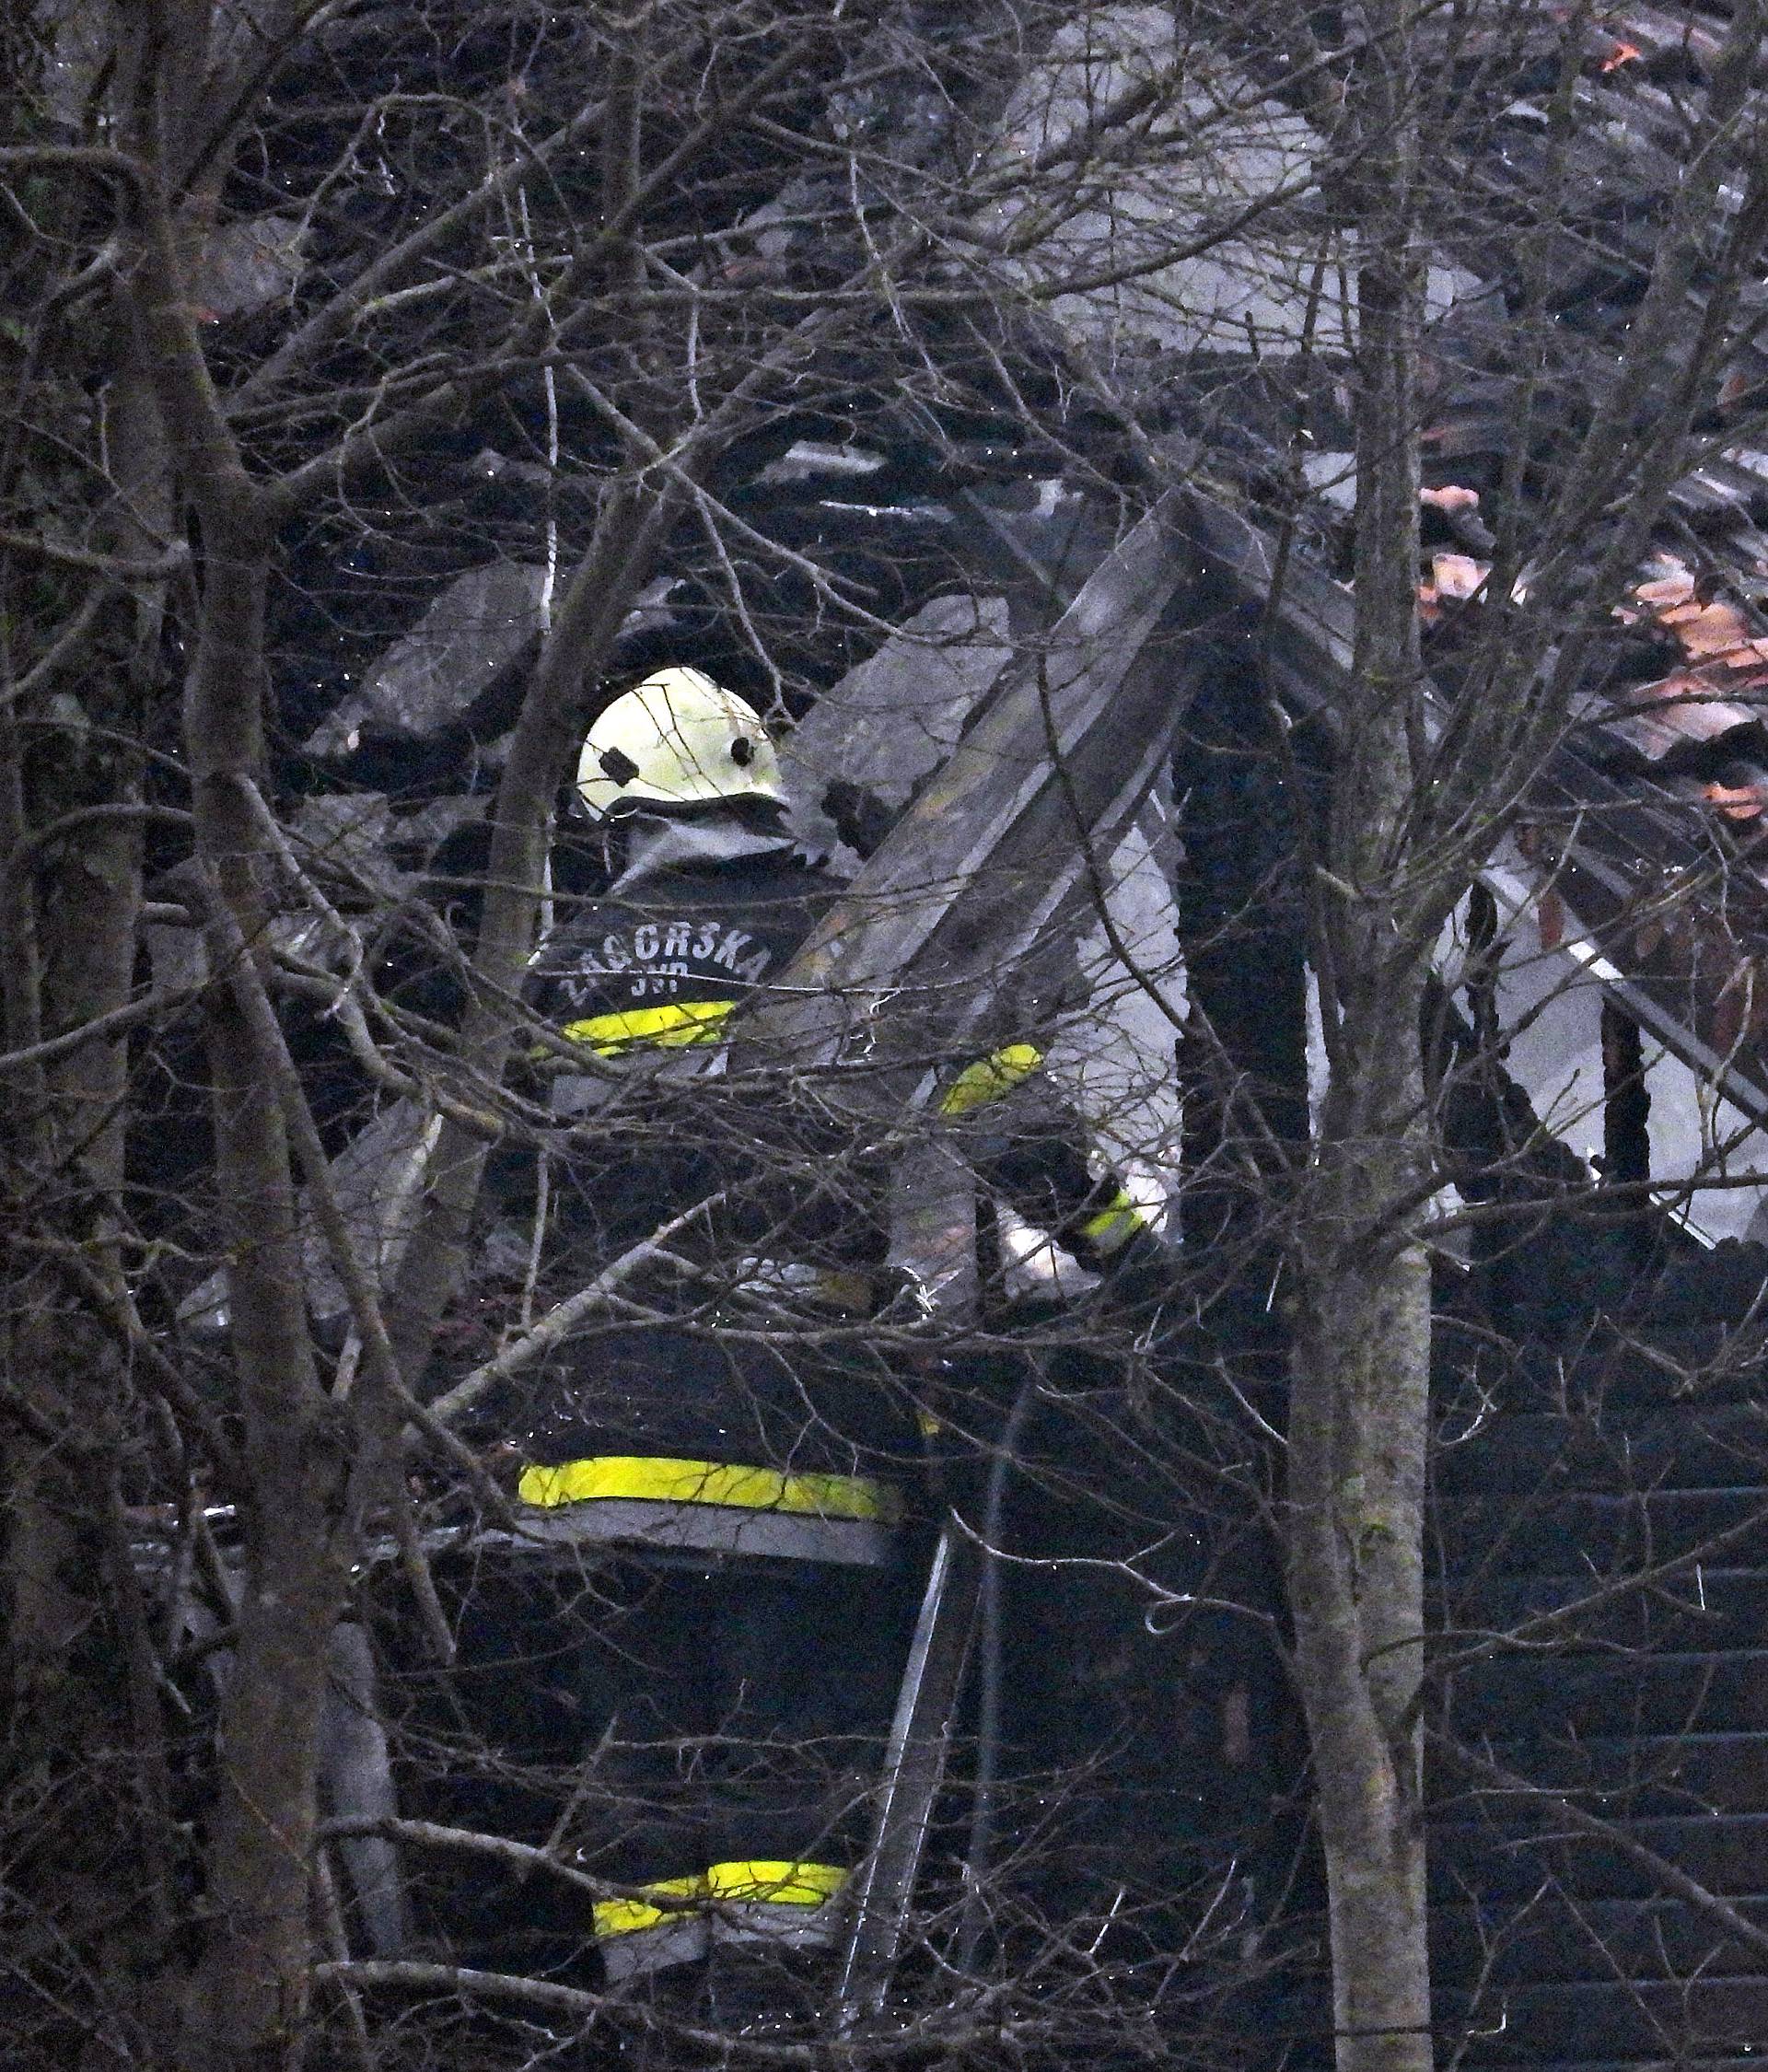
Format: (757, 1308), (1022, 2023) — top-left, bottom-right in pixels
(512, 666), (1164, 2003)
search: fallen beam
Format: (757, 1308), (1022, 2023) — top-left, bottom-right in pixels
(741, 492), (1204, 1099)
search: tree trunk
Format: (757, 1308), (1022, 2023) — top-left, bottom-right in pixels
(180, 502), (355, 2072)
(0, 178), (165, 2006)
(1288, 1042), (1434, 2072)
(96, 21), (367, 2043)
(385, 479), (681, 1393)
(1286, 5), (1436, 2067)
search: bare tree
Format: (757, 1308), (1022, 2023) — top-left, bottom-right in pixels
(0, 6), (1216, 2063)
(10, 5), (1768, 2071)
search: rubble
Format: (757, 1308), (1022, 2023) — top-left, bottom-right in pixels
(779, 592), (1013, 864)
(306, 562), (552, 754)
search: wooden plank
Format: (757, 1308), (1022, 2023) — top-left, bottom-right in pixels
(742, 494), (1200, 1090)
(1432, 1892), (1768, 1985)
(320, 1622), (414, 1959)
(1443, 1647), (1768, 1739)
(1177, 472), (1768, 1120)
(780, 593), (1014, 867)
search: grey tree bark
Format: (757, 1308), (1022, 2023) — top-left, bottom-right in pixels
(1285, 7), (1436, 2069)
(112, 20), (357, 2056)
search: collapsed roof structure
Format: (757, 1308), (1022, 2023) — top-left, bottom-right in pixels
(68, 0), (1768, 2063)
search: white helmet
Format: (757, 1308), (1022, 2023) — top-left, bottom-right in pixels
(575, 667), (786, 819)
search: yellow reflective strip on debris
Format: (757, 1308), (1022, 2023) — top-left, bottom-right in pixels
(936, 1042), (1045, 1116)
(1079, 1189), (1148, 1252)
(561, 997), (735, 1054)
(517, 1454), (900, 1522)
(593, 1861), (846, 1941)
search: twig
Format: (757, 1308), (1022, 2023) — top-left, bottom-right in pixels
(1439, 1735), (1768, 1968)
(0, 987), (198, 1072)
(422, 1191), (728, 1430)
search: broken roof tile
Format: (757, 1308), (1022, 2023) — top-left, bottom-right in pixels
(1619, 665), (1768, 746)
(1704, 777), (1768, 822)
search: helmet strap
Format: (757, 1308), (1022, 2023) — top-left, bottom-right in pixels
(611, 807), (796, 890)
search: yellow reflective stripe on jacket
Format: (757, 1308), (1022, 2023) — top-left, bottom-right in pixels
(1078, 1187), (1149, 1254)
(595, 1870), (703, 1940)
(517, 1453), (900, 1523)
(704, 1859), (846, 1908)
(561, 997), (735, 1054)
(936, 1042), (1045, 1117)
(594, 1860), (847, 1941)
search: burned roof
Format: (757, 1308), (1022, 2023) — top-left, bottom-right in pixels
(247, 0), (1768, 1118)
(976, 0), (1768, 1118)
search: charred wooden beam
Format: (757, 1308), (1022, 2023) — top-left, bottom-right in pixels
(742, 494), (1204, 1093)
(1173, 476), (1768, 1129)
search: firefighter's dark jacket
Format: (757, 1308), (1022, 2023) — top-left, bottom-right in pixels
(516, 837), (1157, 1477)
